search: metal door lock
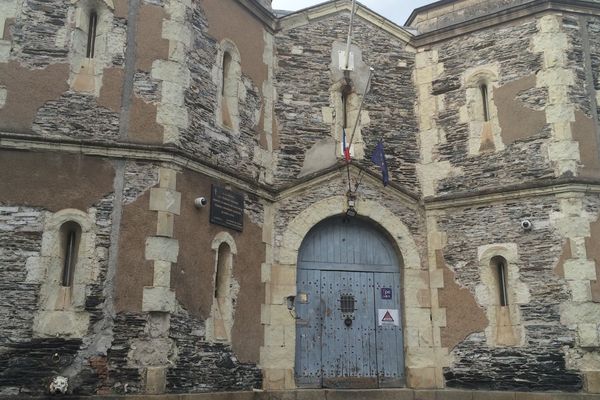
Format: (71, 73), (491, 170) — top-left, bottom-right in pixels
(344, 317), (353, 327)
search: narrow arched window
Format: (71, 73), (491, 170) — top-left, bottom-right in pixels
(222, 53), (231, 95)
(492, 256), (508, 306)
(86, 11), (98, 59)
(480, 83), (490, 122)
(60, 222), (82, 287)
(213, 242), (234, 341)
(215, 242), (231, 300)
(221, 52), (233, 128)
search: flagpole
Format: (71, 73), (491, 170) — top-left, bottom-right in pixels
(347, 67), (374, 147)
(344, 0), (357, 70)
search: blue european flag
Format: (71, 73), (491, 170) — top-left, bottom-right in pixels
(371, 140), (389, 187)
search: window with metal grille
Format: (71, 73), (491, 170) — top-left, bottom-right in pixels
(340, 294), (356, 313)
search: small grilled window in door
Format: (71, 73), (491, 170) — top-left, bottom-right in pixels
(340, 294), (356, 313)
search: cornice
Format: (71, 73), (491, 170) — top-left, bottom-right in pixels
(0, 133), (277, 200)
(236, 0), (277, 32)
(409, 0), (600, 47)
(2, 133), (600, 211)
(424, 178), (600, 210)
(406, 0), (458, 27)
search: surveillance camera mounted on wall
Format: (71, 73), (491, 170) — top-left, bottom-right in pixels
(521, 220), (532, 231)
(194, 197), (207, 209)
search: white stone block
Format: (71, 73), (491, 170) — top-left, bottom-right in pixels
(161, 81), (185, 106)
(547, 85), (569, 107)
(151, 60), (190, 86)
(406, 327), (420, 347)
(579, 324), (600, 348)
(261, 303), (271, 325)
(156, 211), (174, 238)
(145, 236), (179, 263)
(261, 262), (271, 283)
(405, 307), (432, 328)
(557, 160), (579, 176)
(157, 104), (189, 129)
(538, 15), (561, 33)
(260, 345), (294, 369)
(33, 310), (90, 338)
(149, 188), (181, 215)
(405, 345), (435, 369)
(0, 40), (10, 62)
(546, 103), (575, 124)
(429, 269), (444, 289)
(564, 259), (598, 281)
(568, 280), (592, 302)
(165, 1), (187, 22)
(570, 237), (588, 259)
(553, 216), (591, 241)
(159, 168), (178, 190)
(162, 20), (192, 46)
(561, 302), (600, 325)
(25, 257), (44, 283)
(0, 86), (6, 109)
(537, 69), (574, 89)
(142, 286), (176, 313)
(153, 260), (171, 288)
(548, 140), (579, 161)
(162, 124), (181, 145)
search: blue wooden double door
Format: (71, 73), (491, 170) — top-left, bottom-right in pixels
(295, 217), (405, 388)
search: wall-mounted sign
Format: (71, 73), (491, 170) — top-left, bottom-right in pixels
(209, 184), (244, 232)
(378, 309), (399, 326)
(381, 288), (392, 299)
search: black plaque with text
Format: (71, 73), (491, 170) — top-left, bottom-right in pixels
(209, 185), (244, 232)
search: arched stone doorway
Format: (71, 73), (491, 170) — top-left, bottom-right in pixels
(295, 216), (405, 388)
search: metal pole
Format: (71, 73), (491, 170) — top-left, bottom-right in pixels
(347, 67), (374, 147)
(344, 0), (357, 70)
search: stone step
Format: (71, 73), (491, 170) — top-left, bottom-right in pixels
(3, 389), (597, 400)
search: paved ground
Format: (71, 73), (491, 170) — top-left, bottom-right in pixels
(2, 389), (599, 400)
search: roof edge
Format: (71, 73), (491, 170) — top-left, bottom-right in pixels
(277, 0), (414, 43)
(405, 0), (457, 26)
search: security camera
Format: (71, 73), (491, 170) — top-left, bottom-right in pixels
(194, 197), (207, 209)
(521, 220), (532, 231)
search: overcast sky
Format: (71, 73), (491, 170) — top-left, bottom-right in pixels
(271, 0), (435, 26)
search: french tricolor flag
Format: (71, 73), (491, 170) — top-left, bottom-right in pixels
(342, 128), (351, 162)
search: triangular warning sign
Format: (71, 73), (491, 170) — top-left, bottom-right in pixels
(382, 311), (394, 322)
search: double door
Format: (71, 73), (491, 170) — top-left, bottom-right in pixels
(295, 269), (404, 388)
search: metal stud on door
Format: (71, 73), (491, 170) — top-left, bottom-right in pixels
(295, 269), (322, 387)
(321, 271), (377, 389)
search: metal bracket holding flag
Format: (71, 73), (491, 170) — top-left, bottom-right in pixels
(338, 0), (389, 216)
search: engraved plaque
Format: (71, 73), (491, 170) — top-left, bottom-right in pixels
(209, 184), (244, 232)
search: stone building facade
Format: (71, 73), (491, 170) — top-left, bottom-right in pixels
(0, 0), (599, 396)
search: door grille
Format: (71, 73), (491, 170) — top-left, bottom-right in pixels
(340, 294), (356, 313)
